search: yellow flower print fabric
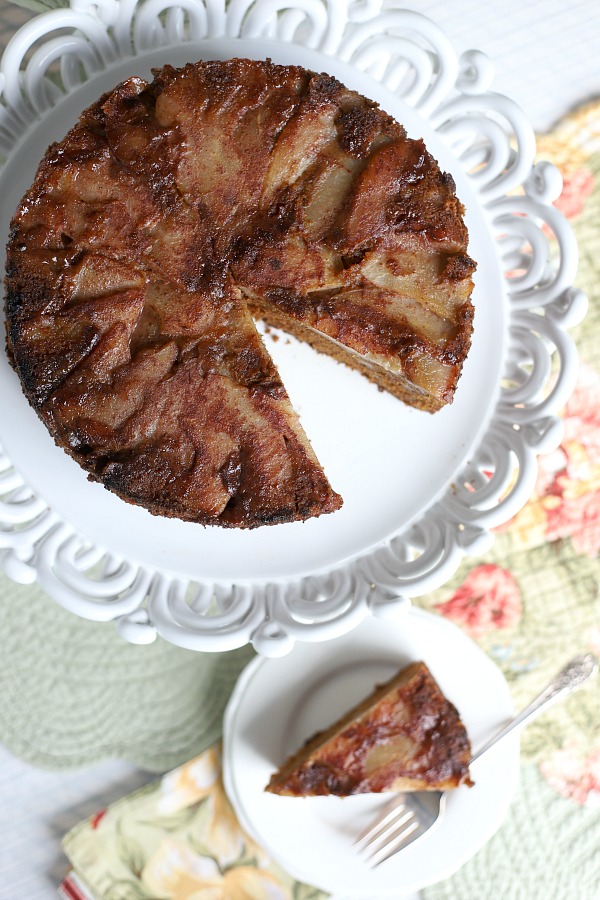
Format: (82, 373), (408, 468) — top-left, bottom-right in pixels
(62, 747), (326, 900)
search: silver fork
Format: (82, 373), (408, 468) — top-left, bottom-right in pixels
(354, 653), (598, 868)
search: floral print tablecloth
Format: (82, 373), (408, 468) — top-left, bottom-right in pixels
(424, 100), (600, 789)
(420, 100), (600, 899)
(58, 101), (600, 900)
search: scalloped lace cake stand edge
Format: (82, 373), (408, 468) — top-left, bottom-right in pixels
(0, 0), (587, 656)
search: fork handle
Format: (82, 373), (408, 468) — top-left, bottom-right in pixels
(470, 653), (598, 765)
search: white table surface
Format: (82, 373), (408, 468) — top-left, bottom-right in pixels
(0, 1), (598, 898)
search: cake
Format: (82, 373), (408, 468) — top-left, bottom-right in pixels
(5, 59), (476, 528)
(266, 661), (472, 796)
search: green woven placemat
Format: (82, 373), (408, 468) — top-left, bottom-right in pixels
(424, 763), (600, 900)
(0, 577), (254, 771)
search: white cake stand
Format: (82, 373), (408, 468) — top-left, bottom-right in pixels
(0, 0), (586, 655)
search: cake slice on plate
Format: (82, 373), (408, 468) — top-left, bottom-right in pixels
(266, 660), (472, 796)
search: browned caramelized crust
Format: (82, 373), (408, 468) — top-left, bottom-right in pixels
(5, 59), (475, 528)
(266, 661), (472, 796)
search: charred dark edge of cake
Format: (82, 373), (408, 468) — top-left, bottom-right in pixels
(93, 444), (342, 528)
(98, 473), (341, 528)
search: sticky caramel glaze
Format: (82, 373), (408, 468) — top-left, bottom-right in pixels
(266, 661), (472, 796)
(5, 58), (475, 527)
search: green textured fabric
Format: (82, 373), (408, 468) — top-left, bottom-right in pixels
(0, 579), (254, 772)
(6, 0), (68, 13)
(424, 764), (600, 900)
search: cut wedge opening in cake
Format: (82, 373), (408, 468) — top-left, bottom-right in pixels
(5, 59), (476, 529)
(266, 661), (473, 796)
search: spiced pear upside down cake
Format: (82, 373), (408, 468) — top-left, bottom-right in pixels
(266, 661), (473, 796)
(5, 58), (476, 528)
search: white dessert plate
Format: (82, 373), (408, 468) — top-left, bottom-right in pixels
(223, 607), (519, 897)
(0, 2), (584, 653)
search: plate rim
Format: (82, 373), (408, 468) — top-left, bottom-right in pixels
(0, 0), (586, 655)
(222, 606), (520, 896)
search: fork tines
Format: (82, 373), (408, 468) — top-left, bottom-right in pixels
(354, 800), (419, 868)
